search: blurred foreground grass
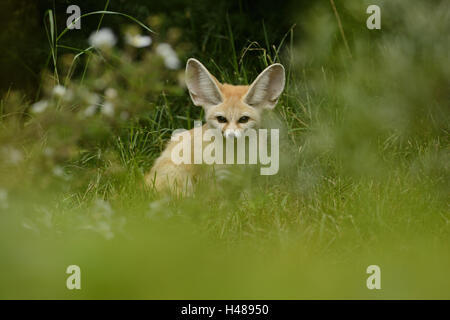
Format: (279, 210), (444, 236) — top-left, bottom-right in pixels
(1, 171), (449, 299)
(0, 1), (449, 299)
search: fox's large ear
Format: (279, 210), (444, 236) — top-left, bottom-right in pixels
(185, 58), (223, 108)
(244, 64), (285, 109)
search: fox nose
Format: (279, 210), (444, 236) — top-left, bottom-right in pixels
(224, 128), (241, 139)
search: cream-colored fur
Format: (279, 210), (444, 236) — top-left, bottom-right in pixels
(145, 58), (285, 194)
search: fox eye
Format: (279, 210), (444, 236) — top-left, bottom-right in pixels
(238, 116), (249, 123)
(216, 116), (228, 123)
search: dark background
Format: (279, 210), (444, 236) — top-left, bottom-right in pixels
(0, 0), (308, 97)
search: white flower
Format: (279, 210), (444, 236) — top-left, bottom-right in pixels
(0, 189), (7, 200)
(52, 85), (73, 101)
(88, 28), (117, 49)
(101, 102), (114, 117)
(84, 105), (97, 117)
(94, 199), (114, 218)
(105, 88), (118, 100)
(52, 85), (66, 97)
(125, 33), (152, 48)
(30, 100), (49, 113)
(2, 147), (23, 165)
(147, 197), (172, 219)
(0, 188), (8, 210)
(52, 166), (64, 177)
(155, 43), (173, 56)
(43, 147), (54, 157)
(164, 55), (181, 70)
(52, 165), (71, 181)
(96, 221), (114, 240)
(87, 93), (101, 105)
(156, 43), (181, 70)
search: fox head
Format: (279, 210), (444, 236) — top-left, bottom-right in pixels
(185, 58), (285, 139)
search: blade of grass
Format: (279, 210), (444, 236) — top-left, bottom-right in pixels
(273, 24), (296, 63)
(80, 1), (110, 85)
(57, 10), (156, 42)
(63, 46), (95, 86)
(226, 13), (240, 80)
(44, 9), (59, 84)
(329, 0), (352, 59)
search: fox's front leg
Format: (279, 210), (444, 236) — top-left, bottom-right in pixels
(146, 149), (195, 195)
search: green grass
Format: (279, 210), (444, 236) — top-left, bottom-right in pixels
(0, 0), (449, 299)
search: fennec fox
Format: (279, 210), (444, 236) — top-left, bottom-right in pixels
(146, 58), (285, 193)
